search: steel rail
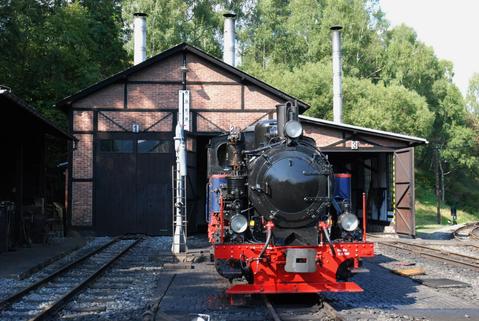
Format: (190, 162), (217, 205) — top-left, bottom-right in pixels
(321, 300), (344, 321)
(378, 241), (479, 271)
(0, 236), (122, 311)
(394, 241), (479, 262)
(262, 295), (282, 321)
(29, 237), (142, 321)
(454, 222), (479, 240)
(471, 226), (479, 240)
(262, 294), (344, 321)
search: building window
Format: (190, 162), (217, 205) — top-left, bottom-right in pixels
(99, 140), (133, 153)
(137, 140), (170, 153)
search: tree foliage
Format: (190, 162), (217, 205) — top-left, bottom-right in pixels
(466, 73), (479, 116)
(0, 0), (128, 126)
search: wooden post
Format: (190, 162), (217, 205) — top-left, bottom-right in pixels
(15, 140), (25, 245)
(434, 146), (441, 224)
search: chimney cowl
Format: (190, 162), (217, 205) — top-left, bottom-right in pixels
(223, 11), (236, 18)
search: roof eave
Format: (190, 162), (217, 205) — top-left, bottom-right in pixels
(2, 92), (74, 140)
(299, 115), (428, 146)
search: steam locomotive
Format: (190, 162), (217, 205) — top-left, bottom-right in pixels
(206, 101), (374, 295)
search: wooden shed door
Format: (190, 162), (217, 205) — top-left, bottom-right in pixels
(394, 148), (415, 237)
(95, 133), (173, 236)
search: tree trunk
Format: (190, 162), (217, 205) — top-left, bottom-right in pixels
(435, 147), (441, 224)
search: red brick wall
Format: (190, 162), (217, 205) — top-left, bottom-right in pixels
(244, 85), (282, 109)
(98, 111), (172, 132)
(189, 84), (242, 109)
(197, 111), (275, 132)
(127, 84), (181, 109)
(73, 84), (124, 109)
(129, 55), (182, 81)
(71, 181), (92, 226)
(73, 111), (93, 131)
(303, 125), (344, 148)
(186, 53), (237, 83)
(72, 134), (93, 178)
(69, 50), (292, 228)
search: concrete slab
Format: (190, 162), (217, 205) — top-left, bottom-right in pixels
(416, 224), (463, 240)
(391, 267), (426, 276)
(0, 237), (87, 279)
(416, 278), (470, 288)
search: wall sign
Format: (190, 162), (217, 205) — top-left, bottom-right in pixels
(351, 140), (359, 150)
(178, 90), (190, 131)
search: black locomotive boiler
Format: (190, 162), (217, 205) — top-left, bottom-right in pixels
(206, 101), (374, 295)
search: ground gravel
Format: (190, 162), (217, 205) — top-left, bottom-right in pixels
(376, 242), (479, 303)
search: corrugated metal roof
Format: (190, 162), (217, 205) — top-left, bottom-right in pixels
(299, 115), (428, 146)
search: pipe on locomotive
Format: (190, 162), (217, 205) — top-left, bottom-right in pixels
(276, 103), (287, 139)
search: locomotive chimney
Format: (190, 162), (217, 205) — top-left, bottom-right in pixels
(276, 103), (289, 139)
(223, 12), (236, 66)
(331, 25), (343, 123)
(133, 13), (147, 65)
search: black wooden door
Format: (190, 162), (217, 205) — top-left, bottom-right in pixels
(95, 133), (173, 236)
(136, 137), (173, 235)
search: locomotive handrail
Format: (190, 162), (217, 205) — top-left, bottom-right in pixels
(242, 140), (285, 155)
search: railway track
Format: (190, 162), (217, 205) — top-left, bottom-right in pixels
(377, 240), (479, 271)
(262, 294), (344, 321)
(0, 236), (142, 321)
(454, 222), (479, 241)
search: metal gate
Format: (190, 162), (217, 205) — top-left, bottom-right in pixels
(394, 148), (415, 237)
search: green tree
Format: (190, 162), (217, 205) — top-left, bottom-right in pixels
(0, 0), (128, 126)
(466, 73), (479, 115)
(381, 25), (444, 101)
(240, 0), (386, 78)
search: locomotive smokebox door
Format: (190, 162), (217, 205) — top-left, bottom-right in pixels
(285, 249), (317, 273)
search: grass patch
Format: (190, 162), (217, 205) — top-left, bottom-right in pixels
(415, 183), (479, 231)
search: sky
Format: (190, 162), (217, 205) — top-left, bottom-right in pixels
(379, 0), (479, 95)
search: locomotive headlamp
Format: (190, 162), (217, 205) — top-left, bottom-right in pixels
(338, 212), (359, 232)
(284, 120), (303, 138)
(230, 214), (248, 233)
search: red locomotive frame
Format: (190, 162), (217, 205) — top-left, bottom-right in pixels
(214, 241), (374, 294)
(210, 193), (374, 295)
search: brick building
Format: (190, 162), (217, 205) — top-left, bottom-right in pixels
(58, 43), (426, 237)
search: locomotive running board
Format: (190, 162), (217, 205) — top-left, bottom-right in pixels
(226, 282), (363, 294)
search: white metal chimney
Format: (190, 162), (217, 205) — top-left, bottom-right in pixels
(331, 25), (343, 123)
(223, 12), (236, 66)
(133, 13), (147, 65)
